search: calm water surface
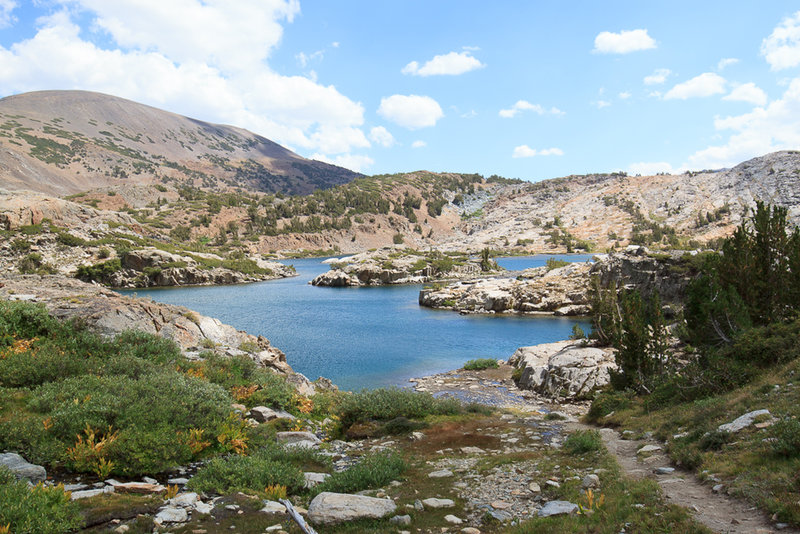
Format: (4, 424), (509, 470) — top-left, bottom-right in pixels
(121, 255), (591, 391)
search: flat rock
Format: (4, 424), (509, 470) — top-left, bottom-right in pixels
(154, 506), (188, 524)
(250, 406), (296, 423)
(421, 498), (455, 509)
(303, 472), (330, 488)
(260, 500), (287, 514)
(308, 492), (396, 525)
(538, 500), (579, 517)
(461, 446), (484, 454)
(445, 514), (463, 524)
(194, 501), (214, 515)
(0, 452), (46, 483)
(276, 431), (321, 445)
(428, 469), (454, 478)
(168, 492), (199, 507)
(636, 444), (662, 455)
(718, 409), (770, 433)
(70, 486), (114, 500)
(390, 514), (411, 526)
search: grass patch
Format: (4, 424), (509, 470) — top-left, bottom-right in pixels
(463, 358), (499, 371)
(311, 450), (406, 496)
(563, 429), (603, 454)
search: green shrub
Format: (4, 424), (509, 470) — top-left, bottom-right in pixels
(0, 467), (81, 534)
(187, 447), (305, 495)
(311, 451), (406, 496)
(587, 390), (634, 422)
(768, 418), (800, 458)
(56, 232), (86, 247)
(338, 388), (462, 428)
(380, 416), (427, 435)
(75, 258), (122, 283)
(11, 238), (31, 251)
(545, 257), (569, 271)
(97, 247), (111, 259)
(698, 430), (730, 452)
(392, 233), (404, 244)
(17, 253), (57, 275)
(563, 429), (603, 454)
(463, 358), (499, 371)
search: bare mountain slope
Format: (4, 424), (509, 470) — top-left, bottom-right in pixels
(0, 90), (360, 196)
(445, 150), (800, 251)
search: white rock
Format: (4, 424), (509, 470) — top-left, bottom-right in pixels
(154, 506), (188, 524)
(444, 514), (463, 524)
(169, 492), (199, 507)
(421, 498), (455, 508)
(260, 500), (287, 514)
(636, 444), (662, 455)
(308, 492), (396, 525)
(582, 474), (600, 488)
(428, 469), (454, 478)
(538, 500), (579, 517)
(303, 472), (330, 488)
(0, 453), (46, 483)
(194, 501), (214, 515)
(718, 409), (770, 433)
(250, 406), (296, 423)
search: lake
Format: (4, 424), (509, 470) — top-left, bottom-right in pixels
(121, 254), (592, 391)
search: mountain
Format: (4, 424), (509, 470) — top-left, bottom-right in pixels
(0, 90), (360, 196)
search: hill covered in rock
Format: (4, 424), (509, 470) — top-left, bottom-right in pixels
(0, 90), (360, 196)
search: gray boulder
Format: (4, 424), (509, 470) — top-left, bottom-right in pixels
(718, 409), (770, 433)
(0, 452), (46, 483)
(249, 406), (296, 423)
(308, 492), (397, 525)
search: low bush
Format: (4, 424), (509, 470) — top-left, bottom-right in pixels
(17, 253), (57, 275)
(768, 418), (800, 458)
(337, 388), (462, 429)
(0, 467), (81, 534)
(187, 446), (306, 495)
(463, 358), (499, 371)
(563, 429), (603, 454)
(75, 258), (122, 284)
(587, 390), (634, 422)
(311, 451), (405, 496)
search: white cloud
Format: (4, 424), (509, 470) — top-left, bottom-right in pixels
(644, 68), (671, 85)
(402, 51), (484, 76)
(311, 153), (374, 173)
(499, 100), (564, 118)
(369, 126), (395, 147)
(628, 161), (676, 175)
(686, 77), (800, 169)
(377, 94), (444, 129)
(0, 0), (16, 28)
(411, 140), (426, 148)
(717, 57), (739, 71)
(618, 91), (631, 99)
(723, 82), (768, 107)
(593, 29), (656, 54)
(0, 2), (372, 159)
(594, 100), (611, 109)
(664, 72), (726, 100)
(761, 11), (800, 70)
(512, 145), (564, 158)
(296, 50), (324, 68)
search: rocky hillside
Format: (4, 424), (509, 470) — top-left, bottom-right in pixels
(0, 90), (360, 196)
(444, 150), (800, 253)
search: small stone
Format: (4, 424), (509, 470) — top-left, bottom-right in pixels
(428, 469), (454, 478)
(654, 467), (675, 475)
(528, 482), (541, 493)
(154, 506), (188, 524)
(414, 499), (424, 511)
(491, 500), (512, 510)
(168, 492), (199, 507)
(444, 514), (463, 525)
(168, 477), (190, 485)
(194, 501), (214, 515)
(260, 500), (286, 514)
(390, 514), (412, 526)
(712, 484), (725, 493)
(116, 482), (166, 495)
(142, 476), (158, 484)
(545, 480), (560, 488)
(461, 446), (484, 454)
(636, 444), (662, 455)
(113, 526), (130, 534)
(411, 432), (425, 441)
(303, 472), (330, 488)
(538, 500), (579, 517)
(582, 474), (600, 489)
(461, 528), (481, 534)
(421, 498), (455, 508)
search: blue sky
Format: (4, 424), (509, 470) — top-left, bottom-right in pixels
(1, 1), (800, 181)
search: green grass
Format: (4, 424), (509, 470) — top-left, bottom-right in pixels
(310, 450), (406, 496)
(463, 358), (499, 371)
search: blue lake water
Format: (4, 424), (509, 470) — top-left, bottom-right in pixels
(121, 255), (592, 391)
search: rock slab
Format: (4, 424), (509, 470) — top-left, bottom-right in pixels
(308, 492), (397, 525)
(0, 453), (46, 483)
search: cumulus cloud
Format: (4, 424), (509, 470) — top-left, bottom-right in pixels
(723, 83), (768, 107)
(499, 100), (564, 118)
(594, 100), (611, 109)
(686, 77), (800, 169)
(0, 1), (375, 163)
(593, 29), (656, 54)
(369, 126), (395, 147)
(377, 94), (444, 129)
(512, 145), (564, 158)
(411, 140), (426, 148)
(311, 153), (374, 173)
(761, 11), (800, 70)
(402, 50), (484, 76)
(618, 91), (631, 99)
(664, 72), (726, 100)
(628, 161), (676, 175)
(717, 57), (739, 71)
(0, 0), (16, 28)
(644, 68), (671, 85)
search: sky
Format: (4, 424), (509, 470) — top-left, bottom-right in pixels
(1, 2), (800, 181)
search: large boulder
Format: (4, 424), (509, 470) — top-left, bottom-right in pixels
(509, 341), (616, 400)
(308, 492), (397, 525)
(0, 453), (46, 483)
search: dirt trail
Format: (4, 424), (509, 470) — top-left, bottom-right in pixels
(594, 426), (799, 534)
(414, 365), (799, 533)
